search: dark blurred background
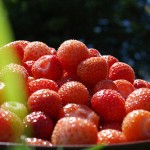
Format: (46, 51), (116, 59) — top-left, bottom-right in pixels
(2, 0), (150, 81)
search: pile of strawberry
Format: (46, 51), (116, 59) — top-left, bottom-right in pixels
(0, 39), (150, 147)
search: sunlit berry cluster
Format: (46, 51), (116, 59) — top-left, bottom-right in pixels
(0, 39), (149, 146)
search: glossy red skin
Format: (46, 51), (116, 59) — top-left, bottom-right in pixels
(93, 79), (118, 94)
(88, 48), (101, 57)
(133, 79), (148, 89)
(109, 62), (135, 84)
(0, 109), (23, 142)
(91, 89), (126, 122)
(125, 88), (150, 113)
(23, 111), (54, 140)
(58, 103), (99, 127)
(23, 41), (53, 61)
(51, 117), (98, 145)
(122, 109), (150, 142)
(27, 89), (62, 120)
(28, 78), (58, 95)
(77, 56), (108, 86)
(49, 47), (57, 55)
(57, 39), (89, 73)
(0, 109), (12, 142)
(98, 129), (127, 144)
(23, 60), (35, 76)
(31, 55), (63, 81)
(58, 81), (89, 106)
(114, 79), (134, 99)
(56, 70), (79, 88)
(103, 55), (119, 70)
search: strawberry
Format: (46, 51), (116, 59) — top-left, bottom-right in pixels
(28, 78), (58, 95)
(88, 48), (101, 57)
(25, 137), (52, 146)
(27, 76), (35, 83)
(27, 89), (62, 120)
(58, 81), (89, 106)
(147, 82), (150, 89)
(23, 41), (53, 61)
(133, 79), (148, 89)
(51, 117), (98, 145)
(57, 39), (89, 73)
(0, 40), (29, 64)
(93, 79), (118, 94)
(109, 62), (135, 84)
(91, 89), (126, 122)
(31, 55), (63, 81)
(23, 111), (54, 140)
(103, 55), (119, 71)
(56, 70), (79, 88)
(0, 109), (24, 142)
(114, 79), (134, 99)
(122, 109), (150, 142)
(77, 56), (108, 86)
(97, 129), (127, 144)
(125, 88), (150, 113)
(49, 47), (57, 55)
(58, 103), (99, 127)
(23, 60), (35, 76)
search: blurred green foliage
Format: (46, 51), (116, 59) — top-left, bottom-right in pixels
(2, 0), (150, 80)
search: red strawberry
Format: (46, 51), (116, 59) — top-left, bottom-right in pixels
(125, 88), (150, 113)
(58, 81), (89, 106)
(114, 79), (134, 99)
(0, 40), (29, 63)
(91, 89), (126, 122)
(103, 55), (119, 70)
(27, 76), (35, 83)
(28, 78), (58, 95)
(49, 47), (57, 55)
(23, 60), (35, 76)
(97, 129), (127, 144)
(25, 137), (52, 146)
(122, 109), (150, 142)
(51, 117), (98, 145)
(57, 39), (89, 73)
(0, 109), (24, 142)
(93, 79), (118, 94)
(31, 55), (63, 81)
(23, 111), (54, 140)
(56, 70), (79, 88)
(27, 89), (62, 119)
(109, 62), (135, 84)
(23, 41), (53, 61)
(133, 79), (148, 89)
(77, 56), (108, 86)
(147, 82), (150, 89)
(58, 103), (99, 127)
(88, 48), (101, 57)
